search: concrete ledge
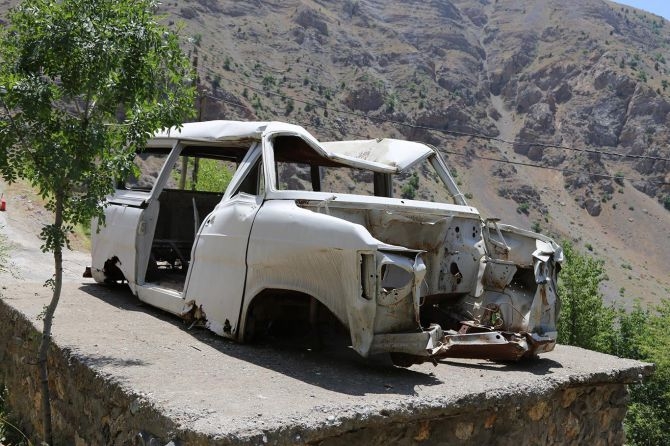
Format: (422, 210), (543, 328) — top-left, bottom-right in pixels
(0, 280), (654, 445)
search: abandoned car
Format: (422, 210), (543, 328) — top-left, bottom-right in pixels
(90, 120), (563, 365)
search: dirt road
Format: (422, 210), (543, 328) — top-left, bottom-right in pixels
(0, 181), (89, 283)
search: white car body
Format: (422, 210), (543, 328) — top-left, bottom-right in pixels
(90, 120), (563, 365)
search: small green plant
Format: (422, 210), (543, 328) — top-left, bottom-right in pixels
(464, 192), (473, 200)
(517, 203), (530, 215)
(637, 70), (648, 82)
(585, 243), (593, 252)
(191, 159), (233, 193)
(621, 263), (633, 270)
(0, 385), (32, 446)
(531, 221), (542, 233)
(285, 99), (295, 116)
(385, 91), (398, 113)
(614, 172), (625, 186)
(663, 195), (670, 211)
(223, 56), (232, 71)
(262, 75), (276, 89)
(401, 172), (419, 200)
(211, 74), (221, 91)
(251, 94), (263, 111)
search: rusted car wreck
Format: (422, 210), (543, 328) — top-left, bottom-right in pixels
(90, 120), (562, 366)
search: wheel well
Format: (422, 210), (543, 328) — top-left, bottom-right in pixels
(243, 289), (348, 344)
(101, 256), (126, 283)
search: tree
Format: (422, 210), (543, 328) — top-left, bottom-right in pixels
(617, 300), (670, 445)
(556, 241), (670, 445)
(556, 242), (615, 352)
(176, 158), (233, 193)
(0, 0), (195, 443)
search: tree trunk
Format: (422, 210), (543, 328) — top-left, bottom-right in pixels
(38, 194), (64, 446)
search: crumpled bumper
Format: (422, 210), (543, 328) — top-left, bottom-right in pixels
(370, 324), (556, 366)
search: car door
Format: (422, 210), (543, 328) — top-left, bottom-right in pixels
(91, 142), (180, 290)
(182, 144), (264, 339)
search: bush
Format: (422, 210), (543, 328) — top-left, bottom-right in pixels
(0, 385), (30, 446)
(557, 242), (614, 352)
(401, 172), (419, 200)
(285, 99), (295, 116)
(662, 195), (670, 211)
(557, 243), (670, 445)
(611, 301), (670, 445)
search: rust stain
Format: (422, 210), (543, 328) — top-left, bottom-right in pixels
(540, 286), (548, 305)
(484, 413), (497, 429)
(438, 342), (527, 361)
(414, 420), (431, 441)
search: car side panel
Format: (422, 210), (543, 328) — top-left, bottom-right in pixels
(91, 204), (144, 291)
(241, 200), (381, 356)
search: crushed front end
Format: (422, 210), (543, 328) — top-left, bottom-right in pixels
(364, 216), (563, 366)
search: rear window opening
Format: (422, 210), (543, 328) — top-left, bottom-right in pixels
(272, 135), (451, 202)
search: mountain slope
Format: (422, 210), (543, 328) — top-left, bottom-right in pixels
(1, 0), (668, 304)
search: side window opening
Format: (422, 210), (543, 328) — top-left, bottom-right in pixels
(392, 160), (452, 203)
(272, 135), (375, 196)
(234, 157), (265, 197)
(125, 150), (171, 190)
(168, 157), (236, 193)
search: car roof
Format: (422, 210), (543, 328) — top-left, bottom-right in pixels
(149, 120), (435, 173)
(320, 139), (433, 171)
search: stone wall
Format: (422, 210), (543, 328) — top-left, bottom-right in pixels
(316, 384), (628, 445)
(0, 302), (179, 446)
(0, 293), (650, 446)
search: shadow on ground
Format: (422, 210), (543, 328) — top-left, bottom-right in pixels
(78, 282), (563, 396)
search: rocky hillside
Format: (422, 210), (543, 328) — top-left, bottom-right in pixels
(1, 0), (669, 304)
